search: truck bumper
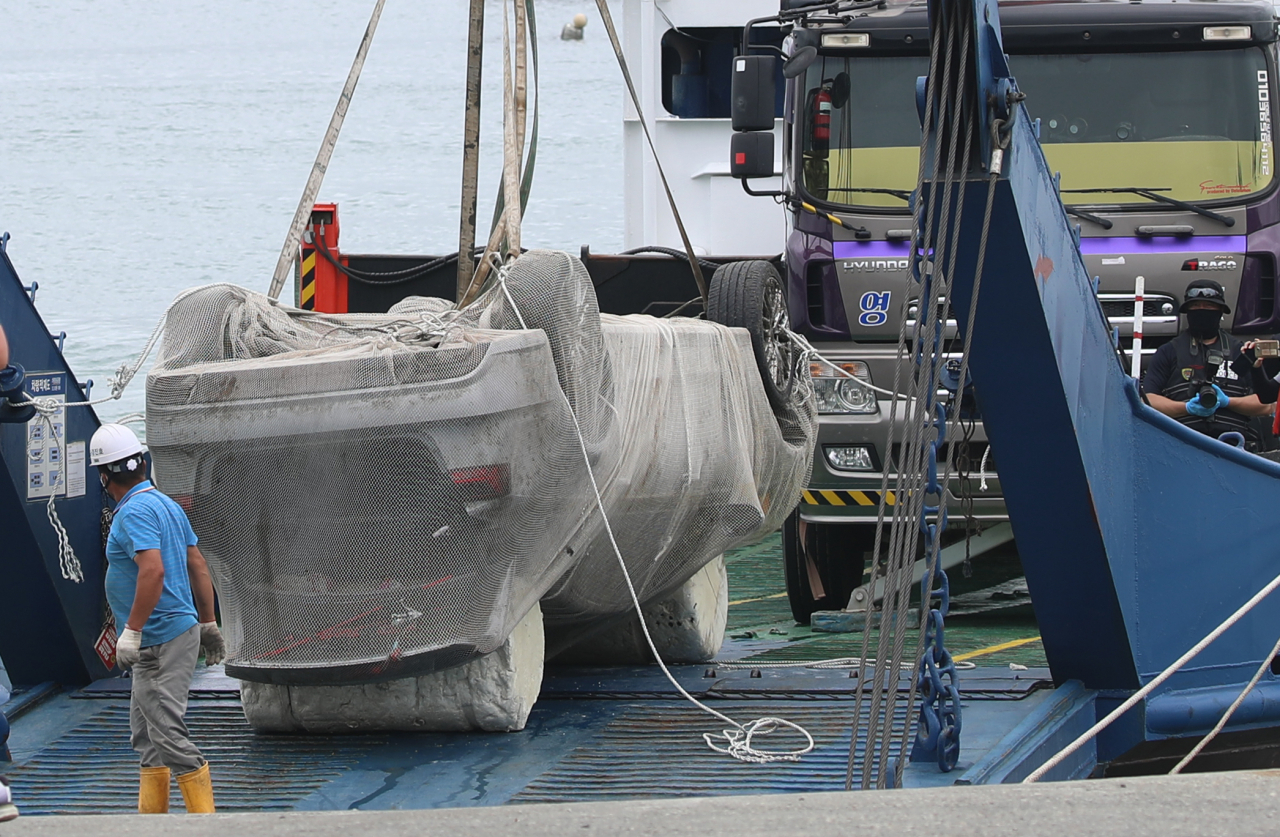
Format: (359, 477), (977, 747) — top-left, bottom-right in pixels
(802, 346), (1008, 526)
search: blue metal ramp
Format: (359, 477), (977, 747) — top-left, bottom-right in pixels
(2, 666), (1057, 814)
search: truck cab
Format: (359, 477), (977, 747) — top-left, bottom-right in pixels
(723, 0), (1280, 619)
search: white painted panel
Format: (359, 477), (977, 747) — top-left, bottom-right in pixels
(622, 0), (790, 255)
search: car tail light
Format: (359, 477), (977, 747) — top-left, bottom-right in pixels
(449, 465), (510, 501)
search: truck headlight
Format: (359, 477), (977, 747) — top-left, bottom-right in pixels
(811, 361), (877, 414)
(824, 445), (876, 472)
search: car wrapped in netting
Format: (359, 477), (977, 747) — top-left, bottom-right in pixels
(146, 250), (816, 688)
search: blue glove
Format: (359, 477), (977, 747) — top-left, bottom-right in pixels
(1186, 383), (1229, 417)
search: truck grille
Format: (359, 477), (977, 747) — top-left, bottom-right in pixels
(1099, 295), (1176, 320)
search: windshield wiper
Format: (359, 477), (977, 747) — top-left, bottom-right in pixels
(1060, 187), (1235, 228)
(826, 187), (913, 202)
(1063, 206), (1113, 230)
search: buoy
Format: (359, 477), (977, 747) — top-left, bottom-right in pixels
(561, 13), (587, 40)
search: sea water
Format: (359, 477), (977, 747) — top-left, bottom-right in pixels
(0, 0), (622, 422)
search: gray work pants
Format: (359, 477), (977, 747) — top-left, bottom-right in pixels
(129, 624), (204, 773)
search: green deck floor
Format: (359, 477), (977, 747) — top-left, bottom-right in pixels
(721, 532), (1048, 669)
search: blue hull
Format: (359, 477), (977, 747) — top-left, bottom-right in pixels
(941, 102), (1280, 756)
(0, 238), (108, 686)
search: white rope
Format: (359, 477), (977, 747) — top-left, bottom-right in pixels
(978, 444), (991, 491)
(1169, 630), (1280, 774)
(790, 332), (918, 402)
(496, 263), (814, 764)
(9, 285), (208, 582)
(1024, 567), (1280, 782)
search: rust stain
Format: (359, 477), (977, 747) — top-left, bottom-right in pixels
(1035, 255), (1054, 284)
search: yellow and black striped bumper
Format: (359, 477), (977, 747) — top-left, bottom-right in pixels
(298, 247), (317, 310)
(801, 489), (897, 507)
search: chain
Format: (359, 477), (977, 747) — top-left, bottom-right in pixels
(878, 3), (979, 783)
(873, 0), (1025, 781)
(848, 0), (974, 789)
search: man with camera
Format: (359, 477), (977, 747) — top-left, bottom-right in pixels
(1142, 279), (1271, 446)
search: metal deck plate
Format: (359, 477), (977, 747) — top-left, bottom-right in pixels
(4, 670), (1050, 813)
(3, 702), (393, 815)
(511, 700), (909, 803)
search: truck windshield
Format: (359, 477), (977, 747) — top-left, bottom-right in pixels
(801, 47), (1274, 210)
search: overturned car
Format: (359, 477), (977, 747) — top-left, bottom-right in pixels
(145, 250), (815, 731)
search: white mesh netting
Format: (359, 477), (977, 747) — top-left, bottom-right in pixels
(145, 250), (815, 685)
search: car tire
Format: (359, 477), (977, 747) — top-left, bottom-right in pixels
(707, 259), (798, 411)
(782, 512), (875, 624)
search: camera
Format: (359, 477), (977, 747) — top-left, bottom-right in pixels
(1197, 382), (1218, 411)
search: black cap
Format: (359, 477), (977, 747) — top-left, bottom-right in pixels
(1179, 278), (1231, 314)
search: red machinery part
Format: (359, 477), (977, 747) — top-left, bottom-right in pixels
(299, 203), (349, 313)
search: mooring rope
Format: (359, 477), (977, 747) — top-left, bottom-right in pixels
(1024, 568), (1280, 782)
(1168, 629), (1280, 774)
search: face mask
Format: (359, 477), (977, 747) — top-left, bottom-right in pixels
(1186, 309), (1222, 339)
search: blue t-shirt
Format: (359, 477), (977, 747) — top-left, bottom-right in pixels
(105, 481), (199, 647)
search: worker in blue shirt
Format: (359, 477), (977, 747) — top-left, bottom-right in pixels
(91, 423), (225, 815)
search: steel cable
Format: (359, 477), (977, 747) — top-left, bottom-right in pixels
(876, 12), (977, 786)
(847, 0), (948, 790)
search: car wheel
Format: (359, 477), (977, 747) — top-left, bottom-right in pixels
(782, 512), (875, 624)
(707, 260), (799, 411)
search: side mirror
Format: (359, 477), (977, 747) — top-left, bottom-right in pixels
(731, 55), (776, 132)
(783, 46), (818, 80)
(730, 131), (775, 179)
(830, 71), (851, 109)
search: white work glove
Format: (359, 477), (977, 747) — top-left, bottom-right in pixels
(199, 621), (226, 666)
(116, 628), (142, 669)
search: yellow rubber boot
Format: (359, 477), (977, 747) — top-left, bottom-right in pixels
(138, 766), (171, 814)
(176, 762), (216, 814)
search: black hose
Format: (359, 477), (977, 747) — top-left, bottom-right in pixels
(620, 246), (721, 276)
(310, 235), (476, 286)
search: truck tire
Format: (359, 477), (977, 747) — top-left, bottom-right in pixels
(707, 260), (798, 411)
(782, 512), (874, 624)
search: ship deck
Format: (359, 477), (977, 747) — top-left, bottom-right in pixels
(1, 532), (1056, 815)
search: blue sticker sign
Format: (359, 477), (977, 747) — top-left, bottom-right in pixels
(859, 291), (892, 327)
(25, 372), (68, 501)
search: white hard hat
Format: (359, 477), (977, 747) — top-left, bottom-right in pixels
(89, 424), (145, 469)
